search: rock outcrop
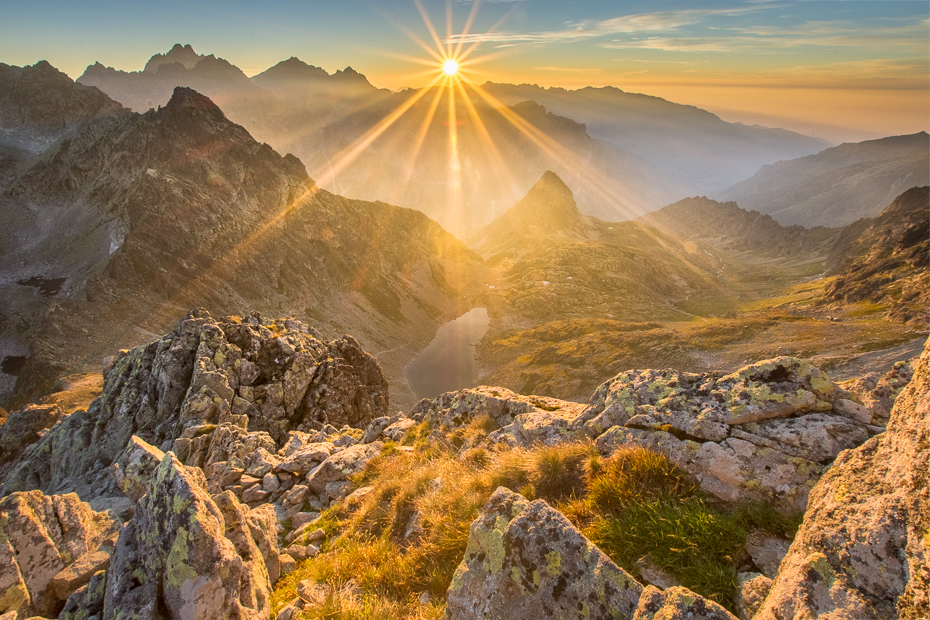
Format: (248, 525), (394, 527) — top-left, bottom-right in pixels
(0, 491), (120, 618)
(0, 404), (63, 465)
(92, 452), (274, 619)
(576, 357), (874, 512)
(633, 586), (737, 620)
(410, 386), (587, 448)
(754, 337), (930, 619)
(0, 308), (388, 499)
(445, 487), (643, 620)
(421, 356), (886, 513)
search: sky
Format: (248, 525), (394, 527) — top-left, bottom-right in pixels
(1, 0), (927, 143)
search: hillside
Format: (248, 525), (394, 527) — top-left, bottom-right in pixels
(823, 186), (929, 326)
(469, 186), (925, 402)
(720, 132), (930, 227)
(0, 72), (487, 412)
(0, 60), (122, 153)
(638, 196), (840, 257)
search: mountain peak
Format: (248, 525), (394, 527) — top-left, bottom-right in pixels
(163, 86), (225, 119)
(468, 171), (589, 263)
(513, 170), (581, 226)
(144, 44), (204, 73)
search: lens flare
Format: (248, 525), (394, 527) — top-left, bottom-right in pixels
(442, 59), (459, 76)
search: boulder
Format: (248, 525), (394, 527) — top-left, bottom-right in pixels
(736, 573), (771, 620)
(411, 386), (584, 432)
(840, 358), (915, 425)
(0, 404), (63, 465)
(58, 569), (107, 620)
(101, 453), (273, 619)
(755, 337), (930, 619)
(744, 535), (791, 579)
(633, 585), (738, 620)
(577, 358), (836, 438)
(596, 427), (824, 512)
(444, 487), (643, 620)
(0, 491), (120, 618)
(305, 442), (382, 498)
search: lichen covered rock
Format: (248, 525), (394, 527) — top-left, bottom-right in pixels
(755, 337), (930, 619)
(579, 357), (875, 511)
(0, 309), (388, 499)
(102, 452), (272, 619)
(411, 386), (584, 433)
(444, 487), (643, 620)
(0, 491), (119, 618)
(633, 585), (738, 620)
(0, 404), (63, 466)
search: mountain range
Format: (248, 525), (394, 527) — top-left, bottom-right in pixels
(75, 44), (840, 235)
(1, 54), (927, 417)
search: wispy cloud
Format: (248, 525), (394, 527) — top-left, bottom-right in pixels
(600, 17), (928, 54)
(446, 7), (928, 59)
(445, 6), (775, 46)
(533, 66), (602, 74)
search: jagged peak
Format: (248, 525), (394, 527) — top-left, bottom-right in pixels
(144, 43), (204, 73)
(162, 86), (225, 118)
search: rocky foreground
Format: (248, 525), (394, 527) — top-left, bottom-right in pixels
(0, 308), (924, 619)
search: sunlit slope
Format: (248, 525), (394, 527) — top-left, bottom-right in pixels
(719, 132), (930, 227)
(472, 188), (926, 401)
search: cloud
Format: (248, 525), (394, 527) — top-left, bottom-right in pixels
(533, 66), (602, 74)
(445, 6), (774, 46)
(445, 6), (928, 58)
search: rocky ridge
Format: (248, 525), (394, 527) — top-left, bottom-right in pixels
(823, 185), (929, 326)
(0, 61), (122, 153)
(0, 311), (924, 618)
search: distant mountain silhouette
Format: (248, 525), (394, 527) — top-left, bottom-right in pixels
(74, 45), (845, 235)
(480, 83), (831, 195)
(720, 132), (929, 227)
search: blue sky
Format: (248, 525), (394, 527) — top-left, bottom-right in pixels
(1, 0), (927, 141)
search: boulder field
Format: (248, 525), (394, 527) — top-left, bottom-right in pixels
(0, 309), (924, 619)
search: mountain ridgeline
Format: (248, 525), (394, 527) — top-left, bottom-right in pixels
(73, 44), (843, 235)
(720, 131), (930, 227)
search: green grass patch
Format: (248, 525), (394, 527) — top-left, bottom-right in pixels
(846, 302), (888, 317)
(272, 438), (799, 618)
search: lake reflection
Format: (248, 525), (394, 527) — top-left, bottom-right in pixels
(406, 307), (490, 399)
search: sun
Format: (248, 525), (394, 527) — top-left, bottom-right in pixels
(442, 59), (459, 76)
